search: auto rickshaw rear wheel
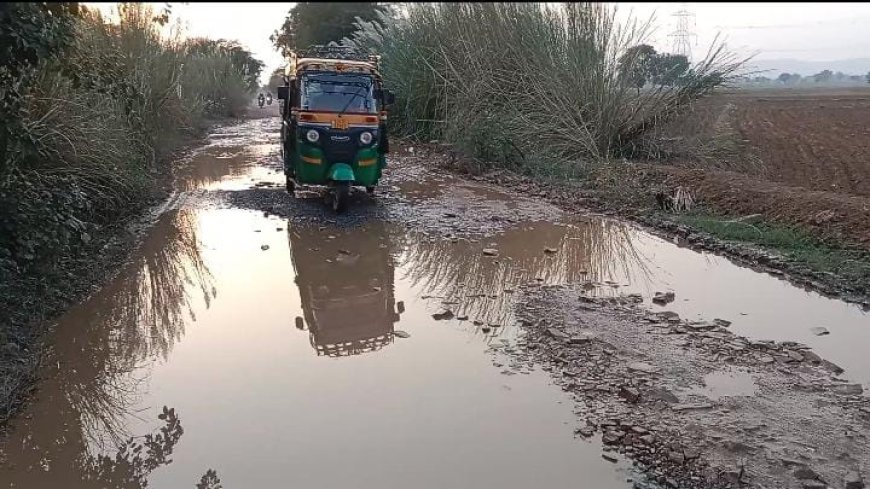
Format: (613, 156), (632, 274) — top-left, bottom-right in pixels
(365, 186), (375, 195)
(285, 175), (295, 194)
(332, 182), (350, 213)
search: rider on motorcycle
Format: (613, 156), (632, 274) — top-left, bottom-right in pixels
(257, 92), (265, 108)
(266, 92), (273, 105)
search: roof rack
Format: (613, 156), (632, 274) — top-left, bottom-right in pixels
(288, 44), (381, 77)
(296, 44), (371, 62)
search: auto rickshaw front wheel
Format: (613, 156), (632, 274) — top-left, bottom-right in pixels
(331, 182), (350, 213)
(285, 175), (295, 194)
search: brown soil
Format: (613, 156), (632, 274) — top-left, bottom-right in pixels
(630, 164), (870, 247)
(631, 87), (870, 247)
(728, 89), (870, 198)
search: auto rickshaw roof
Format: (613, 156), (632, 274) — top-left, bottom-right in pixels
(286, 56), (381, 79)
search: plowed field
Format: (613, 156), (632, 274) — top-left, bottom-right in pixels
(729, 88), (870, 197)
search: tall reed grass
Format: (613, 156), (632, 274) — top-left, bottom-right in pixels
(344, 3), (745, 174)
(1, 3), (260, 273)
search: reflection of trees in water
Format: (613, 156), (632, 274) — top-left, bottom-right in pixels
(67, 208), (215, 447)
(174, 148), (253, 191)
(399, 219), (652, 333)
(111, 208), (215, 363)
(0, 405), (208, 489)
(80, 407), (183, 488)
(0, 209), (217, 488)
(196, 469), (224, 489)
(55, 406), (217, 489)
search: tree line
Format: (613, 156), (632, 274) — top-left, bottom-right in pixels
(743, 70), (870, 85)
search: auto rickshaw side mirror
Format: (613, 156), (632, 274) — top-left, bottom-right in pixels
(383, 89), (396, 106)
(277, 86), (289, 101)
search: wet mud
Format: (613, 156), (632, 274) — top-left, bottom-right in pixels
(503, 288), (870, 489)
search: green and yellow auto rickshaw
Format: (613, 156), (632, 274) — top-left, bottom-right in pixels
(276, 45), (395, 213)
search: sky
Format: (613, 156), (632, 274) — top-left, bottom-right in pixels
(85, 2), (870, 84)
(84, 2), (291, 85)
(616, 3), (870, 64)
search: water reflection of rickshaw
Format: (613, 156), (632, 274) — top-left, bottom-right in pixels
(288, 223), (402, 357)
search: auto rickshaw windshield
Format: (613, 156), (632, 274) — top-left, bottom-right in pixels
(300, 73), (376, 114)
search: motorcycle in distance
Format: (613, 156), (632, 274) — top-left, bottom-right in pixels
(257, 93), (265, 108)
(266, 92), (273, 105)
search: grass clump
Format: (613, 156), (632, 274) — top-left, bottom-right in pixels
(344, 3), (745, 175)
(676, 213), (870, 289)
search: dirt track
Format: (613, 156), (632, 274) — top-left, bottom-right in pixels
(506, 287), (870, 489)
(1, 109), (868, 489)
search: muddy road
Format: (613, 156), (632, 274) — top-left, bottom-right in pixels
(1, 111), (867, 489)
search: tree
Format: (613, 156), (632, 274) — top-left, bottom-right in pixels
(813, 69), (833, 83)
(271, 3), (386, 57)
(0, 2), (80, 172)
(777, 72), (801, 84)
(224, 42), (264, 91)
(266, 67), (286, 93)
(617, 49), (692, 88)
(618, 44), (657, 91)
(649, 53), (690, 86)
(186, 38), (264, 91)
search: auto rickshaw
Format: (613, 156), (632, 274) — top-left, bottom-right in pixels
(288, 222), (403, 357)
(276, 45), (395, 213)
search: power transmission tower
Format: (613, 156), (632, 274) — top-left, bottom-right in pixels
(668, 3), (697, 60)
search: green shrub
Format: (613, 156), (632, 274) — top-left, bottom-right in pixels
(1, 3), (262, 277)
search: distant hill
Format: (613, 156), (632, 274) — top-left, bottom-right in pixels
(743, 58), (870, 77)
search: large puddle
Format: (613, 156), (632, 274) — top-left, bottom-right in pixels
(1, 118), (867, 488)
(0, 208), (638, 488)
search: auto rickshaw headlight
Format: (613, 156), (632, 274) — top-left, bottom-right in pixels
(360, 131), (373, 145)
(306, 129), (319, 143)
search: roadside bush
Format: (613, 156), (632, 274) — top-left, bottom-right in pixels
(1, 3), (261, 277)
(0, 2), (261, 422)
(344, 3), (744, 173)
